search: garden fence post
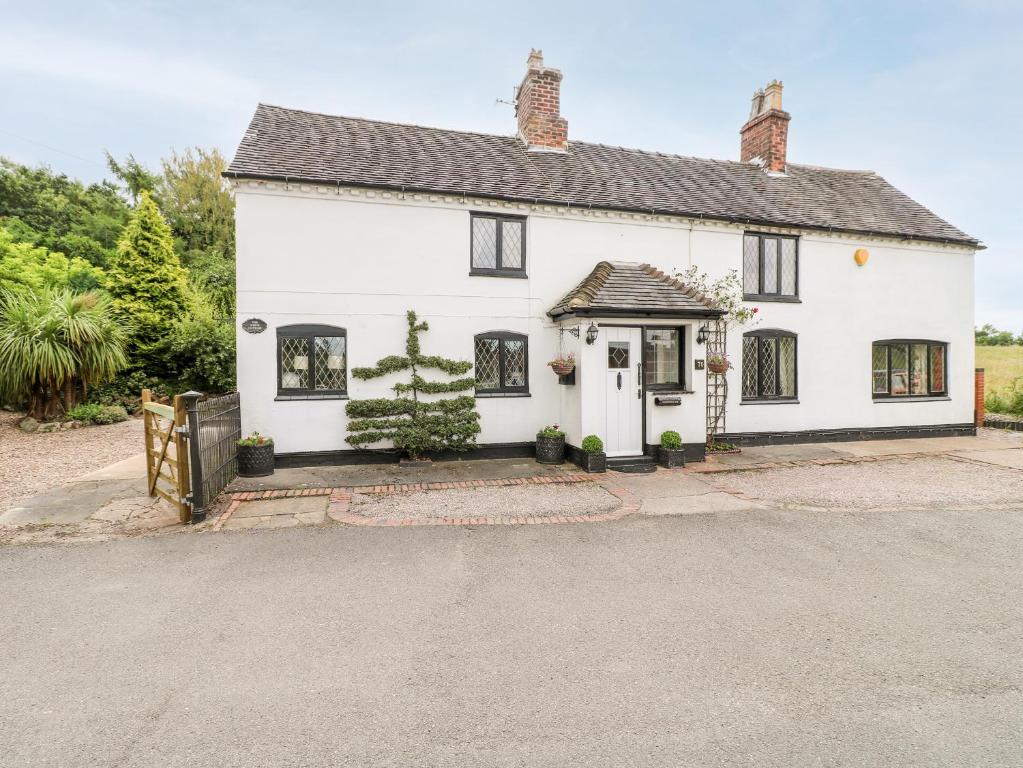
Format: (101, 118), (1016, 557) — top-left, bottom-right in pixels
(141, 389), (155, 494)
(181, 391), (206, 524)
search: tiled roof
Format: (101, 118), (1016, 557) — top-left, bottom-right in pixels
(226, 104), (980, 247)
(548, 262), (725, 318)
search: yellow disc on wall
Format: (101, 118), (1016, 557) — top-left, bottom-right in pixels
(854, 248), (870, 266)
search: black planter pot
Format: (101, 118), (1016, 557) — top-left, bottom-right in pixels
(237, 443), (275, 477)
(535, 434), (566, 464)
(660, 447), (685, 469)
(582, 451), (606, 473)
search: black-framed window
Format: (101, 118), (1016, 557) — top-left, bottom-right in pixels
(474, 332), (528, 394)
(872, 340), (947, 398)
(743, 232), (798, 300)
(742, 329), (797, 401)
(470, 213), (526, 277)
(643, 327), (684, 389)
(277, 325), (347, 396)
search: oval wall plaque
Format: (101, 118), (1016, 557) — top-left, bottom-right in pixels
(242, 318), (268, 334)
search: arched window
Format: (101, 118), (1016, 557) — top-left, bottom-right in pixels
(474, 332), (528, 395)
(872, 340), (947, 398)
(277, 325), (347, 397)
(742, 329), (797, 401)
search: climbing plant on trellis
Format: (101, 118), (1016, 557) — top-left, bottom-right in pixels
(345, 310), (480, 459)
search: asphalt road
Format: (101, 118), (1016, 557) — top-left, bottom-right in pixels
(3, 507), (1022, 767)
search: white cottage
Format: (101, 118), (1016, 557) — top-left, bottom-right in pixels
(226, 50), (981, 468)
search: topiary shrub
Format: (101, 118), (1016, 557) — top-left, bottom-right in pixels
(660, 430), (682, 450)
(345, 310), (480, 459)
(581, 435), (603, 453)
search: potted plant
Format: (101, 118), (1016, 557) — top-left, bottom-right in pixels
(659, 430), (685, 469)
(237, 431), (275, 477)
(548, 354), (576, 377)
(536, 424), (566, 464)
(707, 353), (731, 375)
(579, 434), (606, 473)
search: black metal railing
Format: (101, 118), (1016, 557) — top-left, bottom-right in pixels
(181, 391), (241, 523)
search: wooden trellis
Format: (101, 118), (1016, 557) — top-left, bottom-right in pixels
(142, 389), (191, 524)
(705, 319), (728, 442)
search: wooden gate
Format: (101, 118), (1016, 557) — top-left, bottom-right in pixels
(142, 389), (191, 523)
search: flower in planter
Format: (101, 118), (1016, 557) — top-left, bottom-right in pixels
(581, 435), (603, 454)
(238, 431), (273, 447)
(548, 354), (576, 375)
(707, 353), (731, 372)
(537, 424), (565, 438)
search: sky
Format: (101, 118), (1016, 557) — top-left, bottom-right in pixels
(2, 0), (1020, 330)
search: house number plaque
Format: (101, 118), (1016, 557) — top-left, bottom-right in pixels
(694, 359), (705, 370)
(242, 318), (268, 334)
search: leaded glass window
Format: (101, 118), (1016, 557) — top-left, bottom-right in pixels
(470, 214), (526, 275)
(608, 342), (630, 369)
(742, 232), (799, 299)
(474, 332), (529, 394)
(872, 341), (947, 398)
(643, 328), (682, 388)
(742, 330), (797, 401)
(277, 325), (347, 396)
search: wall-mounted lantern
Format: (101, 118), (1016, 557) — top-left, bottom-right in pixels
(854, 248), (870, 266)
(696, 325), (710, 345)
(585, 322), (599, 345)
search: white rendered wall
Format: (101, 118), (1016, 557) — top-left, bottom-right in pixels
(234, 181), (975, 455)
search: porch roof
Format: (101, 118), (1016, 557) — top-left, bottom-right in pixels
(548, 261), (725, 319)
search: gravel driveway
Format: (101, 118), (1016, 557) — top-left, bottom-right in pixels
(723, 455), (1023, 510)
(0, 410), (144, 511)
(350, 482), (622, 519)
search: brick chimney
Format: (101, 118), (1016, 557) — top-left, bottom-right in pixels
(515, 49), (568, 152)
(740, 80), (790, 173)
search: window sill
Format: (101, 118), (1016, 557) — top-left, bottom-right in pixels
(741, 398), (799, 405)
(469, 269), (528, 279)
(743, 295), (801, 303)
(475, 392), (531, 398)
(275, 394), (349, 401)
(873, 395), (951, 403)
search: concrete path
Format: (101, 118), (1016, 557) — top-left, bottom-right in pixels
(3, 508), (1021, 767)
(228, 456), (569, 492)
(0, 452), (179, 535)
(5, 429), (1022, 536)
(704, 428), (1023, 472)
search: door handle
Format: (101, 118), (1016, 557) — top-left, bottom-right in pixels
(617, 372), (622, 390)
(637, 388), (642, 400)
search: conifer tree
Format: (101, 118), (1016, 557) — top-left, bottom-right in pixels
(346, 310), (480, 459)
(106, 191), (189, 368)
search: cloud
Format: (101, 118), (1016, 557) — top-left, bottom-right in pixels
(0, 24), (259, 110)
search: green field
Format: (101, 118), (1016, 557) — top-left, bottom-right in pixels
(976, 345), (1023, 393)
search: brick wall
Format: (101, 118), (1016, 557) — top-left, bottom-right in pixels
(516, 50), (568, 151)
(740, 109), (790, 172)
(975, 368), (985, 427)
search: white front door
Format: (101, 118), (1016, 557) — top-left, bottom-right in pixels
(605, 327), (643, 457)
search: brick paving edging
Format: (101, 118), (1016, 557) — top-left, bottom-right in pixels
(213, 474), (641, 530)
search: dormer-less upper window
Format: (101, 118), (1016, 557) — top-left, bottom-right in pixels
(470, 213), (526, 278)
(743, 233), (798, 301)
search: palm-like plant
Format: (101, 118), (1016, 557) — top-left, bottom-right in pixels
(0, 289), (128, 420)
